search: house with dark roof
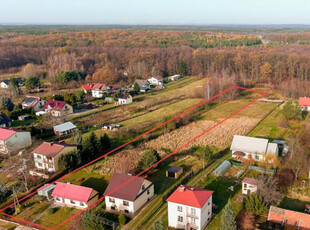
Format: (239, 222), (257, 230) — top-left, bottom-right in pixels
(242, 177), (260, 195)
(0, 78), (23, 88)
(299, 97), (310, 111)
(104, 173), (154, 216)
(51, 182), (99, 209)
(0, 128), (32, 154)
(230, 135), (279, 162)
(268, 206), (310, 229)
(167, 185), (213, 230)
(0, 113), (12, 128)
(117, 93), (132, 105)
(32, 141), (77, 172)
(21, 96), (46, 112)
(53, 122), (77, 136)
(43, 100), (73, 117)
(134, 79), (151, 92)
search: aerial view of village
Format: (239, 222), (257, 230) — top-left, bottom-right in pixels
(0, 1), (310, 230)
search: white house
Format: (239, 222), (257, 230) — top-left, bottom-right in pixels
(167, 185), (213, 230)
(32, 142), (77, 173)
(91, 83), (109, 98)
(168, 74), (181, 81)
(299, 97), (310, 111)
(21, 96), (46, 112)
(118, 93), (133, 105)
(230, 135), (279, 161)
(0, 128), (32, 155)
(242, 177), (260, 195)
(104, 173), (154, 216)
(148, 76), (163, 86)
(0, 78), (23, 88)
(51, 182), (99, 209)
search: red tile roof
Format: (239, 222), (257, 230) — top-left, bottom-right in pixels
(43, 100), (67, 111)
(166, 185), (213, 208)
(51, 182), (96, 203)
(268, 206), (310, 229)
(242, 177), (260, 186)
(103, 173), (145, 201)
(0, 128), (26, 141)
(299, 97), (310, 107)
(32, 142), (74, 157)
(93, 83), (106, 91)
(82, 84), (92, 91)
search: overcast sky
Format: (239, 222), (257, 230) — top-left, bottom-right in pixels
(0, 0), (310, 25)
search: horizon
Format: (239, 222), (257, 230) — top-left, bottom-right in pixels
(1, 0), (310, 25)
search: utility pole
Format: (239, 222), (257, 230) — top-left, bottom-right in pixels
(203, 149), (205, 169)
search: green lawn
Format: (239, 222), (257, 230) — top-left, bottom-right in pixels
(278, 197), (309, 212)
(11, 119), (37, 127)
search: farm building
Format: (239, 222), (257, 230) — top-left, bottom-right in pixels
(53, 122), (77, 136)
(242, 177), (260, 195)
(166, 166), (183, 179)
(102, 124), (120, 131)
(230, 135), (279, 161)
(212, 161), (232, 177)
(37, 184), (56, 199)
(299, 97), (310, 111)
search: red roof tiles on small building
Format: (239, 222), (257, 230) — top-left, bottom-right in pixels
(51, 182), (96, 203)
(299, 97), (310, 107)
(166, 185), (213, 208)
(268, 206), (310, 229)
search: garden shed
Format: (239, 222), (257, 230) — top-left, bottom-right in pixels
(37, 184), (56, 199)
(166, 166), (183, 179)
(212, 161), (232, 177)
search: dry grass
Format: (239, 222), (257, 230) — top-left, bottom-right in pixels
(146, 117), (259, 151)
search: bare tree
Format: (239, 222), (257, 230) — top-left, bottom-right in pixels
(257, 175), (282, 205)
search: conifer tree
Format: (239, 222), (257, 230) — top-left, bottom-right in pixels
(219, 199), (237, 230)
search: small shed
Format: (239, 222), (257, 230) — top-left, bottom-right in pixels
(37, 184), (56, 199)
(53, 122), (77, 136)
(166, 166), (183, 179)
(102, 124), (121, 131)
(213, 161), (232, 177)
(105, 97), (115, 103)
(18, 115), (30, 121)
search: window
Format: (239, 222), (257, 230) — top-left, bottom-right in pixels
(36, 155), (41, 159)
(177, 206), (183, 212)
(178, 216), (183, 222)
(124, 210), (129, 214)
(70, 200), (75, 204)
(208, 211), (210, 215)
(111, 206), (116, 210)
(142, 185), (145, 190)
(208, 201), (210, 206)
(244, 183), (247, 188)
(80, 202), (85, 206)
(191, 208), (196, 215)
(147, 189), (150, 195)
(38, 163), (43, 167)
(109, 197), (115, 203)
(123, 201), (129, 206)
(56, 197), (61, 201)
(255, 155), (259, 160)
(191, 217), (196, 224)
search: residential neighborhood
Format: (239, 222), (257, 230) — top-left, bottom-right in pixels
(1, 7), (310, 230)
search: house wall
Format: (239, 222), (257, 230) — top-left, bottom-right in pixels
(3, 132), (32, 154)
(92, 90), (104, 98)
(105, 196), (134, 214)
(232, 150), (264, 161)
(168, 196), (212, 230)
(118, 96), (132, 105)
(54, 190), (98, 209)
(54, 128), (77, 136)
(0, 82), (8, 88)
(33, 99), (47, 112)
(301, 106), (310, 111)
(242, 182), (258, 195)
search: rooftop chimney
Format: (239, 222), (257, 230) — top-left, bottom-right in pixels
(179, 185), (186, 192)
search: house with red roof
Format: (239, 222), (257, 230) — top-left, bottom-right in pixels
(0, 128), (32, 155)
(91, 83), (110, 98)
(268, 206), (310, 229)
(21, 96), (46, 112)
(32, 142), (77, 172)
(166, 185), (213, 230)
(51, 182), (99, 209)
(242, 177), (260, 195)
(81, 83), (96, 94)
(104, 173), (154, 216)
(43, 99), (73, 117)
(299, 97), (310, 111)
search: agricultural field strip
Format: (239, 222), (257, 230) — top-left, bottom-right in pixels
(0, 86), (266, 230)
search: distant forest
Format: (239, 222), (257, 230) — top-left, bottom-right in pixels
(0, 26), (310, 97)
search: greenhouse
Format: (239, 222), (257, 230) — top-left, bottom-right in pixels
(212, 160), (232, 177)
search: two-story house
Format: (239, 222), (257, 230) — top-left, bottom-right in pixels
(230, 135), (279, 162)
(148, 76), (163, 86)
(43, 100), (73, 117)
(167, 185), (213, 230)
(91, 83), (110, 98)
(21, 96), (46, 112)
(51, 182), (99, 209)
(0, 128), (32, 155)
(32, 142), (77, 173)
(104, 173), (154, 217)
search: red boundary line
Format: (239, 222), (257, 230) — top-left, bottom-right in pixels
(0, 86), (267, 230)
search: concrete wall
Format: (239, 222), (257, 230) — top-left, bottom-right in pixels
(242, 182), (258, 195)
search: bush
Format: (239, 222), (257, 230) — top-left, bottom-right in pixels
(118, 213), (126, 226)
(46, 207), (59, 215)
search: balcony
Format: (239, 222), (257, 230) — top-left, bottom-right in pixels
(187, 222), (199, 229)
(186, 212), (199, 219)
